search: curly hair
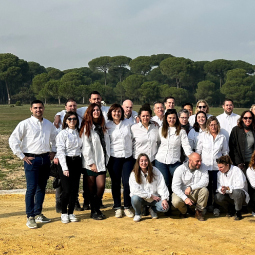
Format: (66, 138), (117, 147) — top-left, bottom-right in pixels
(249, 151), (255, 169)
(79, 103), (106, 137)
(237, 110), (255, 130)
(206, 116), (220, 134)
(195, 100), (210, 114)
(216, 155), (233, 165)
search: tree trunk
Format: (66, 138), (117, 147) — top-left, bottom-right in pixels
(82, 96), (84, 104)
(58, 96), (61, 105)
(5, 80), (11, 104)
(104, 71), (107, 86)
(44, 98), (47, 105)
(176, 78), (180, 88)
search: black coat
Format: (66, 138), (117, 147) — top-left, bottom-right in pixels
(229, 126), (255, 165)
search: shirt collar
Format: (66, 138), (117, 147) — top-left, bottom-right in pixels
(31, 115), (43, 124)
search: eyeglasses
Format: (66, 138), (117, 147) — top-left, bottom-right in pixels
(198, 106), (207, 109)
(180, 117), (188, 119)
(67, 117), (77, 121)
(209, 124), (218, 127)
(243, 117), (252, 120)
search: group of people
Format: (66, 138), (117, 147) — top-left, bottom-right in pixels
(8, 91), (255, 228)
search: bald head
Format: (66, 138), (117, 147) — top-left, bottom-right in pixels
(122, 99), (133, 118)
(189, 152), (202, 170)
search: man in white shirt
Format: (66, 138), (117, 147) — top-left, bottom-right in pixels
(217, 99), (240, 141)
(164, 96), (175, 111)
(172, 153), (209, 221)
(151, 101), (164, 126)
(9, 100), (56, 229)
(122, 99), (138, 124)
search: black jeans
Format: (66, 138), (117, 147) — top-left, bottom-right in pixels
(58, 156), (81, 214)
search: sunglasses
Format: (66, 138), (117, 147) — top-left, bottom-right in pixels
(67, 117), (77, 121)
(243, 117), (252, 120)
(198, 106), (207, 109)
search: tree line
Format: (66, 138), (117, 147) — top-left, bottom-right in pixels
(0, 53), (254, 107)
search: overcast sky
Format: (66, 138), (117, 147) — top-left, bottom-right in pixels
(1, 0), (255, 70)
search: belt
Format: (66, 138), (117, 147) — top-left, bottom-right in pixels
(66, 156), (81, 160)
(24, 153), (49, 157)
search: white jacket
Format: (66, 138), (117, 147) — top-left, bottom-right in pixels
(129, 167), (169, 202)
(172, 162), (209, 201)
(216, 165), (250, 204)
(81, 125), (110, 172)
(155, 127), (193, 164)
(196, 131), (229, 170)
(188, 128), (204, 151)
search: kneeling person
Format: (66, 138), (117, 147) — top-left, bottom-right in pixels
(172, 153), (209, 221)
(129, 153), (169, 222)
(215, 155), (250, 220)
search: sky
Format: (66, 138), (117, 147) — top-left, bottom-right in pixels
(1, 0), (255, 70)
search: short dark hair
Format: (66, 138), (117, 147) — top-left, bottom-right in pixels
(216, 155), (233, 165)
(65, 98), (76, 106)
(89, 91), (101, 98)
(31, 100), (44, 107)
(138, 104), (152, 116)
(164, 96), (175, 103)
(182, 102), (193, 108)
(222, 99), (233, 105)
(62, 111), (80, 131)
(107, 104), (124, 121)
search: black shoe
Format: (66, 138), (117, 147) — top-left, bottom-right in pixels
(142, 206), (150, 216)
(90, 212), (103, 220)
(179, 213), (188, 219)
(83, 204), (91, 210)
(187, 207), (195, 216)
(164, 210), (172, 217)
(75, 201), (84, 211)
(234, 211), (243, 220)
(56, 202), (62, 213)
(97, 210), (106, 219)
(242, 206), (248, 214)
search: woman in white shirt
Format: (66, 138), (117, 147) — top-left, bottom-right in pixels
(56, 111), (82, 223)
(131, 105), (159, 163)
(129, 153), (169, 222)
(188, 111), (207, 151)
(80, 103), (110, 220)
(246, 151), (255, 217)
(189, 100), (212, 127)
(106, 104), (134, 219)
(155, 109), (193, 197)
(196, 116), (229, 211)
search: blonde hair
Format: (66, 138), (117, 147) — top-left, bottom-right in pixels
(195, 100), (210, 114)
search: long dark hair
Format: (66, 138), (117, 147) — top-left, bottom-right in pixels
(62, 111), (80, 131)
(79, 103), (106, 137)
(162, 109), (181, 137)
(132, 153), (155, 184)
(193, 111), (207, 132)
(237, 110), (255, 130)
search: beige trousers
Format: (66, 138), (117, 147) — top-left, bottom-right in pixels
(172, 187), (209, 214)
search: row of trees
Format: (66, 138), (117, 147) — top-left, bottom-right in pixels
(0, 53), (254, 107)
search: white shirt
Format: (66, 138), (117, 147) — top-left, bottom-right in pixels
(196, 131), (229, 170)
(129, 167), (169, 202)
(155, 127), (193, 164)
(54, 110), (82, 133)
(217, 112), (240, 141)
(131, 122), (159, 161)
(9, 116), (57, 160)
(125, 111), (138, 125)
(189, 113), (212, 127)
(172, 162), (209, 202)
(151, 115), (163, 127)
(56, 128), (82, 171)
(106, 119), (132, 158)
(216, 165), (250, 204)
(81, 125), (110, 172)
(188, 128), (205, 151)
(246, 167), (255, 189)
(76, 106), (110, 122)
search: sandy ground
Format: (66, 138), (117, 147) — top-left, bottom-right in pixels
(1, 193), (255, 255)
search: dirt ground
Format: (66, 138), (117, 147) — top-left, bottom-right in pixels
(1, 193), (255, 255)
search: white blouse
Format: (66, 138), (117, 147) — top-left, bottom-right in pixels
(155, 127), (193, 164)
(129, 167), (169, 202)
(246, 167), (255, 189)
(56, 128), (82, 171)
(131, 122), (159, 161)
(188, 128), (204, 151)
(196, 131), (229, 170)
(106, 119), (132, 158)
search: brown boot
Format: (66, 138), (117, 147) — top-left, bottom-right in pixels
(195, 210), (205, 221)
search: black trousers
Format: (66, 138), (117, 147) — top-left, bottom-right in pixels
(58, 156), (81, 214)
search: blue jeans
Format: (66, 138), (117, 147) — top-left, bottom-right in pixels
(24, 155), (50, 217)
(131, 195), (169, 215)
(107, 156), (135, 209)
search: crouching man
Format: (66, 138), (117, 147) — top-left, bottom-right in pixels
(172, 152), (209, 221)
(214, 155), (250, 220)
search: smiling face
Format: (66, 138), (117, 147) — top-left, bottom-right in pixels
(112, 107), (122, 123)
(179, 113), (189, 126)
(217, 163), (230, 173)
(122, 100), (133, 118)
(165, 98), (175, 110)
(140, 111), (151, 126)
(243, 112), (253, 127)
(197, 113), (206, 127)
(66, 114), (77, 129)
(30, 103), (44, 120)
(139, 156), (149, 171)
(89, 94), (102, 107)
(154, 103), (164, 118)
(209, 120), (218, 134)
(167, 114), (177, 127)
(92, 106), (101, 120)
(223, 101), (234, 115)
(65, 101), (77, 112)
(197, 102), (207, 113)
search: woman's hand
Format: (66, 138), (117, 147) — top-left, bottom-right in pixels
(63, 170), (69, 177)
(161, 199), (169, 210)
(151, 194), (161, 202)
(90, 164), (98, 172)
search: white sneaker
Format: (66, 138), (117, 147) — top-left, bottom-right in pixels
(213, 208), (220, 217)
(149, 208), (158, 219)
(69, 214), (78, 222)
(252, 211), (255, 217)
(115, 209), (123, 218)
(124, 209), (134, 218)
(61, 213), (69, 223)
(133, 215), (141, 222)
